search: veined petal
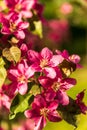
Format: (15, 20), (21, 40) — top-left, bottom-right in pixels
(21, 10), (33, 18)
(50, 55), (64, 67)
(14, 30), (25, 39)
(44, 67), (56, 79)
(34, 116), (46, 130)
(40, 47), (53, 60)
(47, 111), (62, 122)
(18, 83), (28, 95)
(8, 69), (20, 78)
(1, 27), (11, 34)
(38, 76), (52, 88)
(25, 66), (35, 78)
(33, 95), (46, 108)
(61, 78), (76, 90)
(24, 109), (40, 118)
(48, 100), (58, 111)
(57, 90), (69, 105)
(18, 63), (25, 74)
(27, 50), (39, 62)
(18, 22), (29, 29)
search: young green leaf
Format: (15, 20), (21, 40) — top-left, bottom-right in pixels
(10, 46), (21, 63)
(9, 93), (33, 120)
(0, 57), (5, 66)
(0, 66), (7, 88)
(2, 46), (21, 63)
(32, 21), (43, 38)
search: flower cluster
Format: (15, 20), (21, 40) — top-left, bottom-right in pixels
(0, 0), (87, 130)
(6, 47), (87, 129)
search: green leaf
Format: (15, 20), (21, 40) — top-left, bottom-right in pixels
(2, 46), (21, 63)
(32, 21), (43, 38)
(58, 97), (81, 128)
(0, 57), (5, 66)
(9, 93), (33, 120)
(0, 66), (7, 88)
(30, 84), (41, 96)
(10, 46), (21, 63)
(2, 48), (14, 62)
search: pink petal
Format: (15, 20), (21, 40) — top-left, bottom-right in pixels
(18, 22), (29, 29)
(69, 54), (80, 63)
(18, 63), (25, 74)
(27, 50), (39, 62)
(45, 89), (56, 102)
(50, 55), (64, 67)
(48, 100), (58, 111)
(61, 78), (76, 90)
(40, 47), (53, 60)
(8, 69), (20, 79)
(14, 30), (25, 39)
(18, 83), (28, 95)
(34, 116), (46, 130)
(44, 67), (56, 79)
(24, 109), (40, 118)
(47, 111), (62, 122)
(21, 11), (33, 18)
(25, 66), (35, 78)
(33, 95), (46, 108)
(1, 27), (11, 34)
(57, 90), (69, 105)
(38, 76), (52, 88)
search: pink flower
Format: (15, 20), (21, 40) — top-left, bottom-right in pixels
(60, 2), (73, 15)
(76, 90), (87, 114)
(0, 89), (11, 110)
(4, 0), (36, 18)
(8, 60), (35, 95)
(27, 47), (64, 79)
(25, 95), (62, 130)
(0, 127), (4, 130)
(56, 49), (81, 68)
(47, 20), (69, 43)
(1, 12), (29, 39)
(12, 119), (35, 130)
(39, 68), (76, 105)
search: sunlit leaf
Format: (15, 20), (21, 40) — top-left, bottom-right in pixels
(10, 46), (21, 63)
(9, 93), (33, 120)
(30, 84), (41, 96)
(2, 46), (21, 63)
(2, 48), (13, 62)
(0, 57), (5, 66)
(0, 66), (7, 88)
(32, 21), (43, 38)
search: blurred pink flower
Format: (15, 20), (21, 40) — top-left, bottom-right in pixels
(0, 88), (11, 110)
(60, 2), (73, 15)
(47, 20), (69, 43)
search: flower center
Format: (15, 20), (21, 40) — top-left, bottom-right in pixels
(40, 107), (49, 117)
(40, 59), (48, 68)
(15, 4), (22, 12)
(10, 22), (17, 32)
(18, 75), (27, 83)
(52, 82), (60, 92)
